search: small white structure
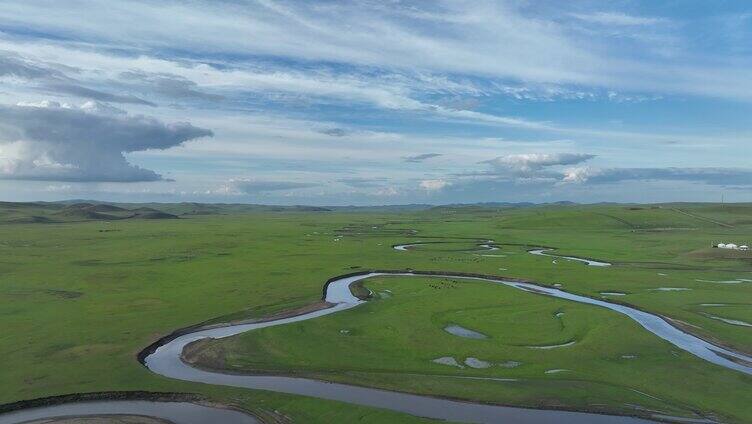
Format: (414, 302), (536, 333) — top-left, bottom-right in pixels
(716, 242), (748, 250)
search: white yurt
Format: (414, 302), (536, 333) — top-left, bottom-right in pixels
(717, 243), (727, 248)
(726, 243), (738, 250)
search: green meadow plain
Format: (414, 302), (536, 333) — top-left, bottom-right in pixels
(0, 202), (750, 423)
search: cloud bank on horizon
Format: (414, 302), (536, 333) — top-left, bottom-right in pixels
(0, 0), (750, 205)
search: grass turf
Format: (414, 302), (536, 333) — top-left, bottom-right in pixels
(0, 203), (750, 422)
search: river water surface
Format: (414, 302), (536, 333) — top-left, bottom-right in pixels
(142, 271), (751, 423)
(5, 270), (746, 424)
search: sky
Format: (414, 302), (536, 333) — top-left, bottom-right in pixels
(0, 0), (751, 206)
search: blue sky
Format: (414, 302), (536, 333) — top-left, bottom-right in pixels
(0, 0), (751, 205)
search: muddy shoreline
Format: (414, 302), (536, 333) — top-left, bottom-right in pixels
(0, 392), (199, 415)
(0, 393), (259, 424)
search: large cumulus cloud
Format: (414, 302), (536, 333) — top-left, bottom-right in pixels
(0, 101), (212, 182)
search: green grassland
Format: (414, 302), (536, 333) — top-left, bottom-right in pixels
(0, 202), (750, 422)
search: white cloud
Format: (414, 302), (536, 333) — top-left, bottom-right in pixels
(0, 101), (212, 182)
(571, 12), (665, 26)
(0, 1), (599, 84)
(484, 153), (595, 173)
(44, 183), (72, 192)
(0, 1), (750, 205)
(0, 51), (66, 79)
(2, 1), (751, 101)
(375, 186), (399, 196)
(561, 166), (593, 183)
(419, 179), (449, 191)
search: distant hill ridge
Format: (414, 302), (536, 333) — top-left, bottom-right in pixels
(0, 201), (180, 224)
(0, 200), (750, 224)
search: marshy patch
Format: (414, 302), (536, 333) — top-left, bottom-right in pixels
(443, 324), (488, 339)
(431, 356), (463, 368)
(464, 357), (492, 368)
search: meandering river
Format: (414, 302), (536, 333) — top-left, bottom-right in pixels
(140, 271), (749, 423)
(393, 241), (612, 267)
(528, 248), (612, 267)
(5, 267), (747, 423)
